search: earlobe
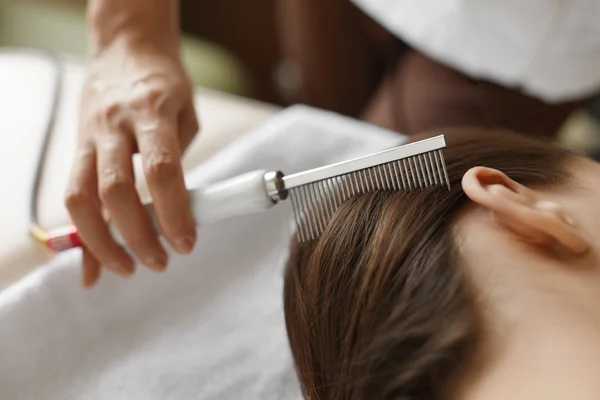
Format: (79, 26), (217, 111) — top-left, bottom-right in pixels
(462, 167), (588, 255)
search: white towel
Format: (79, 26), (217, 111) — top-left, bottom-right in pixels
(351, 0), (600, 102)
(0, 106), (401, 400)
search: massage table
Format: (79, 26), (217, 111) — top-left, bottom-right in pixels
(0, 49), (278, 289)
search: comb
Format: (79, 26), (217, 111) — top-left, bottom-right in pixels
(278, 135), (449, 241)
(46, 136), (449, 252)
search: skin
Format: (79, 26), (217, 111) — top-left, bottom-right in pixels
(65, 0), (198, 287)
(455, 157), (600, 399)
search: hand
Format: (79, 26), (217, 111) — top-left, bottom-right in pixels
(65, 43), (199, 287)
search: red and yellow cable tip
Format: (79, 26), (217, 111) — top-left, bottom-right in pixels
(46, 225), (82, 252)
(30, 224), (82, 253)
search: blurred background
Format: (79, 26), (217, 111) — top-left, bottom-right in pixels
(1, 0), (600, 150)
(0, 0), (287, 101)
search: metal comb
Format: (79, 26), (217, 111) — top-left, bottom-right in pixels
(45, 135), (449, 252)
(265, 135), (450, 242)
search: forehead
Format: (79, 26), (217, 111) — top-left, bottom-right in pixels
(567, 157), (600, 190)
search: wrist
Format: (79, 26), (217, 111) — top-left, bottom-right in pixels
(89, 28), (180, 60)
(87, 0), (180, 57)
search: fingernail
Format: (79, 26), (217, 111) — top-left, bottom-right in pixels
(175, 237), (195, 254)
(82, 275), (97, 288)
(107, 263), (133, 277)
(145, 255), (167, 271)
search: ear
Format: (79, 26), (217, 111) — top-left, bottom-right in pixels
(461, 167), (588, 255)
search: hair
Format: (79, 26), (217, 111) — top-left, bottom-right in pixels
(283, 128), (574, 400)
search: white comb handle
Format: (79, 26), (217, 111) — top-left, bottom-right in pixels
(189, 169), (275, 225)
(108, 170), (275, 247)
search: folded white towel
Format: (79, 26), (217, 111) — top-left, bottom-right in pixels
(351, 0), (600, 102)
(0, 106), (401, 400)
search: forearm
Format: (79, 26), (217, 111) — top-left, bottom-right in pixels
(87, 0), (180, 54)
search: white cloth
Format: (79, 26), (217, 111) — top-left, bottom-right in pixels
(0, 106), (401, 400)
(351, 0), (600, 103)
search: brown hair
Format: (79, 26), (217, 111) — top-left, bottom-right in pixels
(284, 128), (572, 400)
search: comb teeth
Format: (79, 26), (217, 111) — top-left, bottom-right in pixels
(289, 149), (450, 242)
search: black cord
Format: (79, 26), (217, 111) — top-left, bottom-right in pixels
(29, 51), (64, 233)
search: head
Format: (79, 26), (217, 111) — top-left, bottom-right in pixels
(284, 128), (600, 399)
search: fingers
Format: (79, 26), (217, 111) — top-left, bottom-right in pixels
(82, 247), (101, 288)
(65, 145), (135, 277)
(69, 102), (197, 285)
(96, 131), (168, 271)
(136, 114), (196, 254)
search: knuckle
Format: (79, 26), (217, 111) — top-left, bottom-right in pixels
(64, 187), (91, 211)
(88, 101), (128, 132)
(143, 87), (164, 106)
(133, 87), (175, 114)
(144, 151), (178, 181)
(100, 102), (119, 119)
(98, 170), (133, 202)
(94, 102), (122, 125)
